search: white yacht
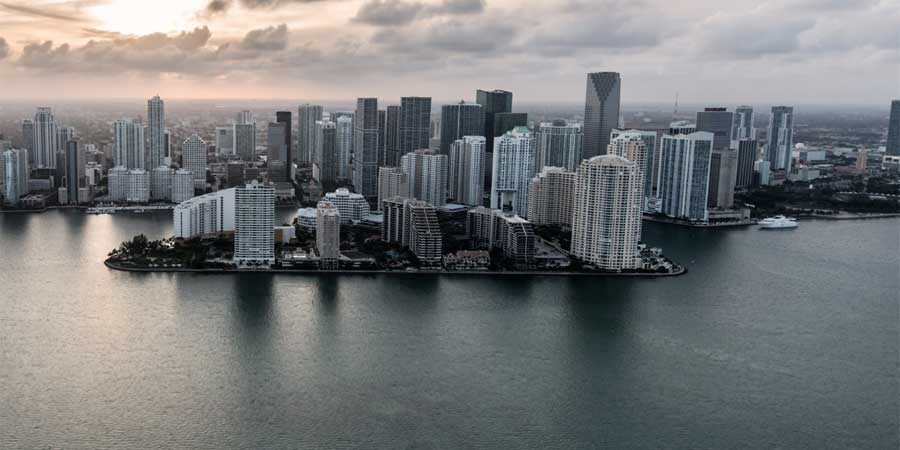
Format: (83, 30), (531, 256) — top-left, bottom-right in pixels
(759, 215), (798, 229)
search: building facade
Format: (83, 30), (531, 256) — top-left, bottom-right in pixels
(583, 72), (621, 158)
(234, 181), (275, 266)
(114, 118), (145, 170)
(298, 104), (324, 164)
(147, 96), (166, 168)
(527, 166), (575, 226)
(490, 127), (536, 217)
(658, 132), (714, 221)
(316, 200), (341, 268)
(181, 134), (207, 190)
(767, 106), (795, 172)
(324, 188), (371, 223)
(887, 100), (900, 156)
(439, 101), (484, 155)
(353, 98), (380, 198)
(400, 149), (448, 207)
(536, 120), (583, 172)
(377, 166), (408, 211)
(173, 188), (236, 238)
(449, 136), (486, 206)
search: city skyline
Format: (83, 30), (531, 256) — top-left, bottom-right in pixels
(0, 0), (895, 104)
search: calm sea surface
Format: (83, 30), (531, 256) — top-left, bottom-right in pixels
(1, 209), (897, 449)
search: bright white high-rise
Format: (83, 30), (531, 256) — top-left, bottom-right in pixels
(324, 188), (371, 223)
(527, 166), (575, 226)
(490, 126), (536, 217)
(401, 149), (448, 207)
(607, 133), (648, 208)
(536, 120), (583, 172)
(449, 136), (486, 206)
(316, 200), (341, 267)
(172, 188), (236, 238)
(234, 181), (275, 266)
(147, 96), (165, 169)
(377, 166), (408, 211)
(181, 134), (207, 190)
(114, 118), (145, 169)
(571, 155), (642, 271)
(298, 104), (324, 164)
(171, 169), (195, 204)
(335, 115), (354, 179)
(33, 107), (58, 169)
(658, 132), (714, 222)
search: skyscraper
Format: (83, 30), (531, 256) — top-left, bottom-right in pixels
(735, 139), (758, 189)
(696, 107), (735, 150)
(399, 97), (432, 156)
(377, 166), (408, 211)
(494, 112), (527, 137)
(449, 136), (486, 206)
(21, 120), (34, 165)
(571, 155), (642, 271)
(3, 149), (29, 205)
(401, 149), (448, 207)
(65, 140), (85, 204)
(440, 101), (484, 155)
(732, 105), (755, 141)
(353, 98), (380, 198)
(216, 126), (234, 156)
(887, 100), (900, 156)
(234, 181), (275, 266)
(113, 118), (145, 169)
(607, 133), (648, 209)
(33, 107), (58, 169)
(298, 104), (323, 164)
(237, 110), (253, 125)
(385, 105), (401, 167)
(181, 134), (207, 190)
(475, 89), (512, 154)
(658, 132), (714, 222)
(536, 120), (583, 172)
(314, 120), (338, 186)
(527, 166), (575, 227)
(490, 127), (536, 217)
(336, 115), (354, 179)
(610, 129), (661, 208)
(233, 122), (256, 161)
(147, 96), (165, 168)
(266, 122), (287, 182)
(276, 111), (292, 181)
(707, 149), (738, 209)
(316, 200), (341, 269)
(767, 106), (794, 172)
(583, 72), (621, 158)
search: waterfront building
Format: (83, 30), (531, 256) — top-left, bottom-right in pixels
(476, 89), (513, 154)
(173, 188), (236, 238)
(353, 98), (380, 198)
(114, 118), (145, 169)
(150, 166), (172, 201)
(147, 96), (165, 169)
(571, 155), (642, 271)
(707, 149), (738, 209)
(65, 140), (85, 204)
(377, 166), (408, 211)
(887, 100), (900, 156)
(171, 169), (194, 204)
(735, 139), (758, 189)
(696, 107), (735, 150)
(449, 136), (486, 206)
(527, 166), (575, 227)
(298, 104), (324, 164)
(466, 206), (496, 249)
(658, 132), (714, 221)
(2, 149), (29, 205)
(767, 106), (795, 172)
(275, 111), (292, 181)
(440, 101), (484, 155)
(381, 196), (408, 244)
(732, 105), (755, 141)
(401, 149), (448, 207)
(324, 188), (370, 223)
(536, 120), (583, 172)
(181, 134), (207, 190)
(607, 132), (648, 204)
(234, 181), (275, 266)
(754, 160), (771, 186)
(125, 169), (150, 203)
(611, 129), (662, 207)
(316, 200), (341, 268)
(399, 97), (432, 156)
(313, 120), (338, 185)
(490, 126), (536, 217)
(33, 107), (58, 169)
(381, 197), (443, 268)
(336, 115), (354, 179)
(464, 206), (535, 268)
(583, 72), (621, 158)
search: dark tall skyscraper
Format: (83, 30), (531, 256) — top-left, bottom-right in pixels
(476, 89), (512, 152)
(378, 110), (387, 167)
(385, 105), (401, 167)
(298, 104), (323, 165)
(399, 97), (432, 156)
(583, 72), (621, 158)
(353, 98), (379, 198)
(276, 111), (292, 181)
(21, 120), (34, 164)
(735, 139), (758, 189)
(696, 107), (735, 150)
(887, 100), (900, 156)
(494, 112), (528, 137)
(440, 101), (484, 155)
(65, 139), (84, 204)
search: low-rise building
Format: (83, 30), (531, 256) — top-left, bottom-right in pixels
(443, 250), (490, 271)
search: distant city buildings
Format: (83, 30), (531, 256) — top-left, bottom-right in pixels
(696, 107), (735, 150)
(476, 89), (512, 154)
(3, 149), (28, 205)
(887, 100), (900, 156)
(377, 166), (408, 211)
(732, 105), (755, 141)
(33, 107), (58, 169)
(335, 115), (354, 179)
(399, 97), (432, 155)
(275, 111), (293, 181)
(610, 129), (660, 209)
(313, 120), (338, 185)
(490, 126), (536, 217)
(583, 72), (621, 158)
(734, 139), (758, 189)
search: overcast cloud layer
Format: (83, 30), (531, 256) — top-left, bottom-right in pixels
(0, 0), (896, 104)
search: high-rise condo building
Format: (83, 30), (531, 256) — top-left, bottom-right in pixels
(234, 122), (256, 161)
(385, 106), (401, 167)
(658, 132), (714, 222)
(353, 98), (380, 198)
(571, 155), (642, 271)
(181, 134), (207, 190)
(767, 106), (794, 172)
(21, 120), (34, 164)
(732, 105), (755, 141)
(266, 122), (287, 182)
(336, 115), (354, 179)
(171, 169), (194, 204)
(393, 199), (443, 268)
(150, 166), (172, 201)
(314, 120), (338, 186)
(527, 166), (575, 226)
(887, 100), (900, 156)
(316, 200), (341, 268)
(707, 149), (738, 209)
(276, 111), (292, 181)
(449, 136), (486, 206)
(65, 140), (85, 204)
(607, 132), (648, 209)
(463, 206), (536, 269)
(401, 149), (448, 207)
(3, 149), (29, 205)
(234, 181), (275, 266)
(325, 188), (371, 223)
(56, 127), (75, 155)
(734, 139), (758, 189)
(476, 89), (512, 154)
(172, 188), (236, 238)
(536, 120), (583, 172)
(583, 72), (621, 158)
(377, 166), (408, 211)
(33, 107), (58, 169)
(490, 127), (536, 217)
(378, 110), (387, 166)
(147, 96), (165, 168)
(114, 118), (145, 170)
(440, 101), (484, 155)
(399, 97), (432, 156)
(696, 107), (735, 150)
(610, 129), (662, 208)
(298, 104), (324, 165)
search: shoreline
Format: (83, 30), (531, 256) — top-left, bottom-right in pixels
(105, 259), (688, 278)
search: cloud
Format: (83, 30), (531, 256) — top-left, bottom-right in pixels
(0, 37), (8, 59)
(0, 1), (91, 22)
(354, 0), (485, 26)
(202, 0), (331, 16)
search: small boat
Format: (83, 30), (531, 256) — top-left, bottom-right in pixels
(759, 215), (798, 229)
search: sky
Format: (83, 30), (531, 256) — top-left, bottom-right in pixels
(0, 0), (896, 104)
